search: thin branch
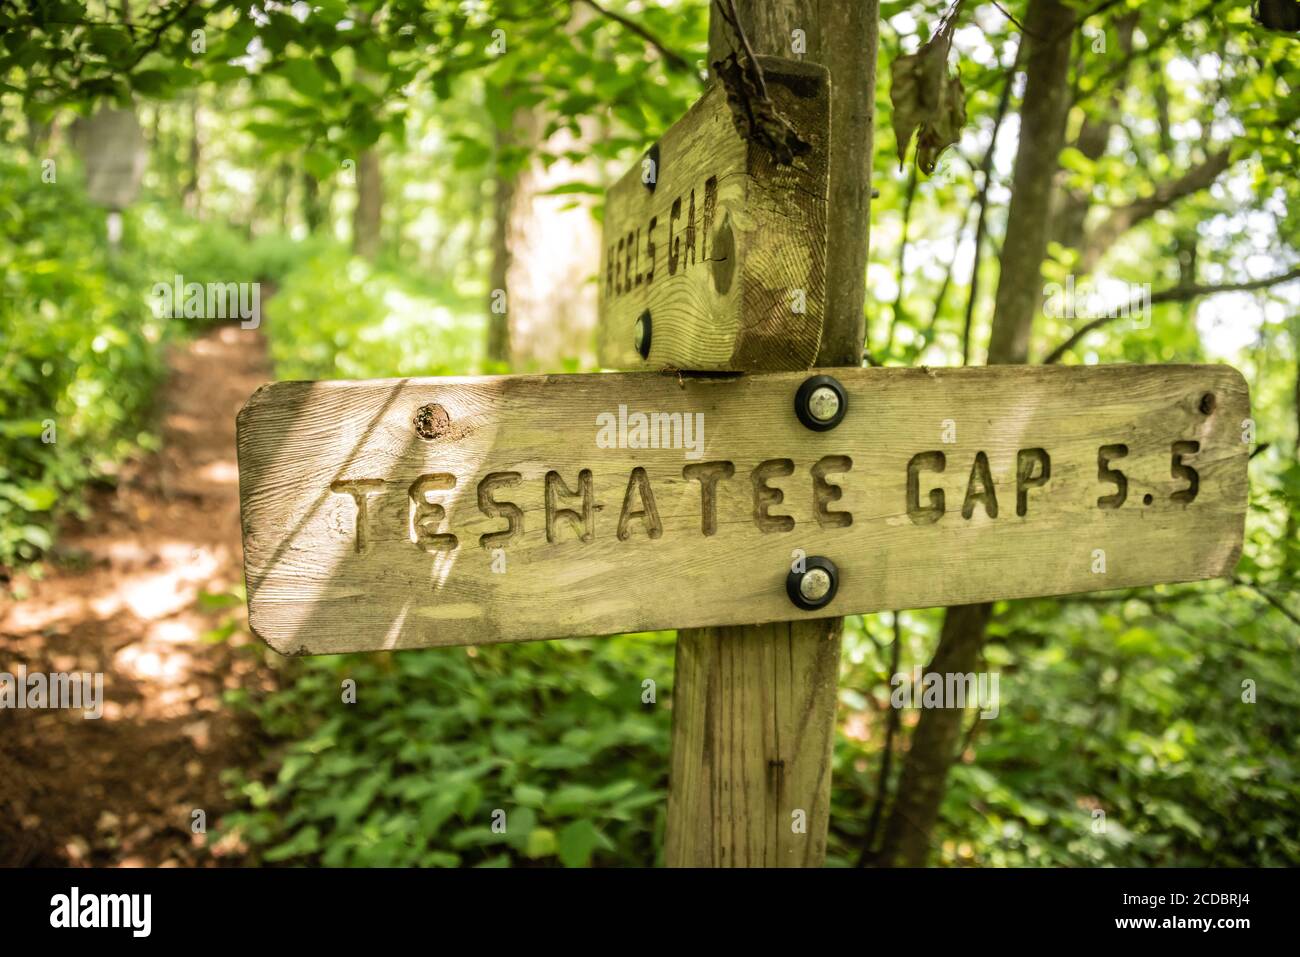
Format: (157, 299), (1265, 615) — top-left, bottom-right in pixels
(989, 0), (1034, 36)
(1234, 578), (1300, 630)
(1078, 149), (1232, 275)
(857, 613), (904, 867)
(27, 18), (147, 32)
(918, 190), (976, 356)
(1150, 608), (1286, 658)
(1078, 0), (1228, 106)
(708, 0), (810, 165)
(1078, 0), (1128, 23)
(956, 711), (982, 758)
(1042, 266), (1300, 364)
(859, 613), (887, 656)
(884, 167), (919, 359)
(1056, 583), (1236, 605)
(713, 0), (765, 95)
(576, 0), (697, 76)
(961, 41), (1021, 365)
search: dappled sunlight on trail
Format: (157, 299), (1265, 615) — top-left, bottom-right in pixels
(0, 326), (277, 866)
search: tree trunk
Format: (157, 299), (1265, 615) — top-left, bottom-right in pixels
(278, 161), (291, 234)
(352, 148), (383, 260)
(1287, 318), (1299, 568)
(665, 0), (878, 868)
(25, 115), (51, 156)
(302, 170), (324, 233)
(1049, 13), (1137, 255)
(983, 1), (1075, 367)
(875, 0), (1075, 868)
(183, 94), (201, 217)
(486, 117), (520, 365)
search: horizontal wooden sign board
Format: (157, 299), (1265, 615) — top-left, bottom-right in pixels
(236, 364), (1250, 656)
(597, 56), (830, 372)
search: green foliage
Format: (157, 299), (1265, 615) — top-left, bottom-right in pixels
(0, 153), (169, 566)
(0, 142), (321, 568)
(4, 0), (1296, 869)
(221, 633), (674, 867)
(219, 240), (672, 865)
(1, 1), (708, 179)
(262, 243), (484, 380)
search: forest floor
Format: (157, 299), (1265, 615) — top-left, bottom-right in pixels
(1, 325), (276, 866)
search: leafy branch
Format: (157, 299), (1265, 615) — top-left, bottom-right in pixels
(574, 0), (698, 77)
(1042, 265), (1300, 364)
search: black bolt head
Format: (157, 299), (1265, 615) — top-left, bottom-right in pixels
(795, 374), (847, 431)
(634, 310), (652, 360)
(786, 556), (839, 611)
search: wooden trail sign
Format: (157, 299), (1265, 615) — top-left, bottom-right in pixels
(597, 56), (830, 372)
(236, 363), (1249, 656)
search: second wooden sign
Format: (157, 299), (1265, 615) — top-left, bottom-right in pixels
(597, 56), (831, 372)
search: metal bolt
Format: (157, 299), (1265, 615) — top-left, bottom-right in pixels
(794, 375), (847, 432)
(643, 143), (660, 193)
(634, 310), (652, 360)
(807, 385), (841, 423)
(786, 556), (839, 611)
(799, 567), (832, 602)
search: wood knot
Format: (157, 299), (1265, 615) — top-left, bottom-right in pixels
(414, 403), (451, 440)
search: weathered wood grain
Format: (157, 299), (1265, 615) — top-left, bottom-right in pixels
(236, 364), (1250, 655)
(663, 5), (875, 869)
(665, 617), (841, 866)
(597, 56), (830, 372)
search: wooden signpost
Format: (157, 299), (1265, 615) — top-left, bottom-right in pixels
(235, 38), (1253, 867)
(238, 364), (1250, 655)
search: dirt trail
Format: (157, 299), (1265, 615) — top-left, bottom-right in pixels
(1, 325), (276, 866)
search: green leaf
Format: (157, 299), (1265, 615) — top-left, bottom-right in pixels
(303, 150), (336, 181)
(538, 181), (602, 196)
(4, 484), (57, 511)
(513, 783), (546, 807)
(88, 26), (131, 58)
(263, 825), (321, 862)
(525, 827), (557, 859)
(557, 819), (611, 868)
(20, 525), (53, 550)
(282, 59), (325, 99)
(129, 69), (170, 95)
